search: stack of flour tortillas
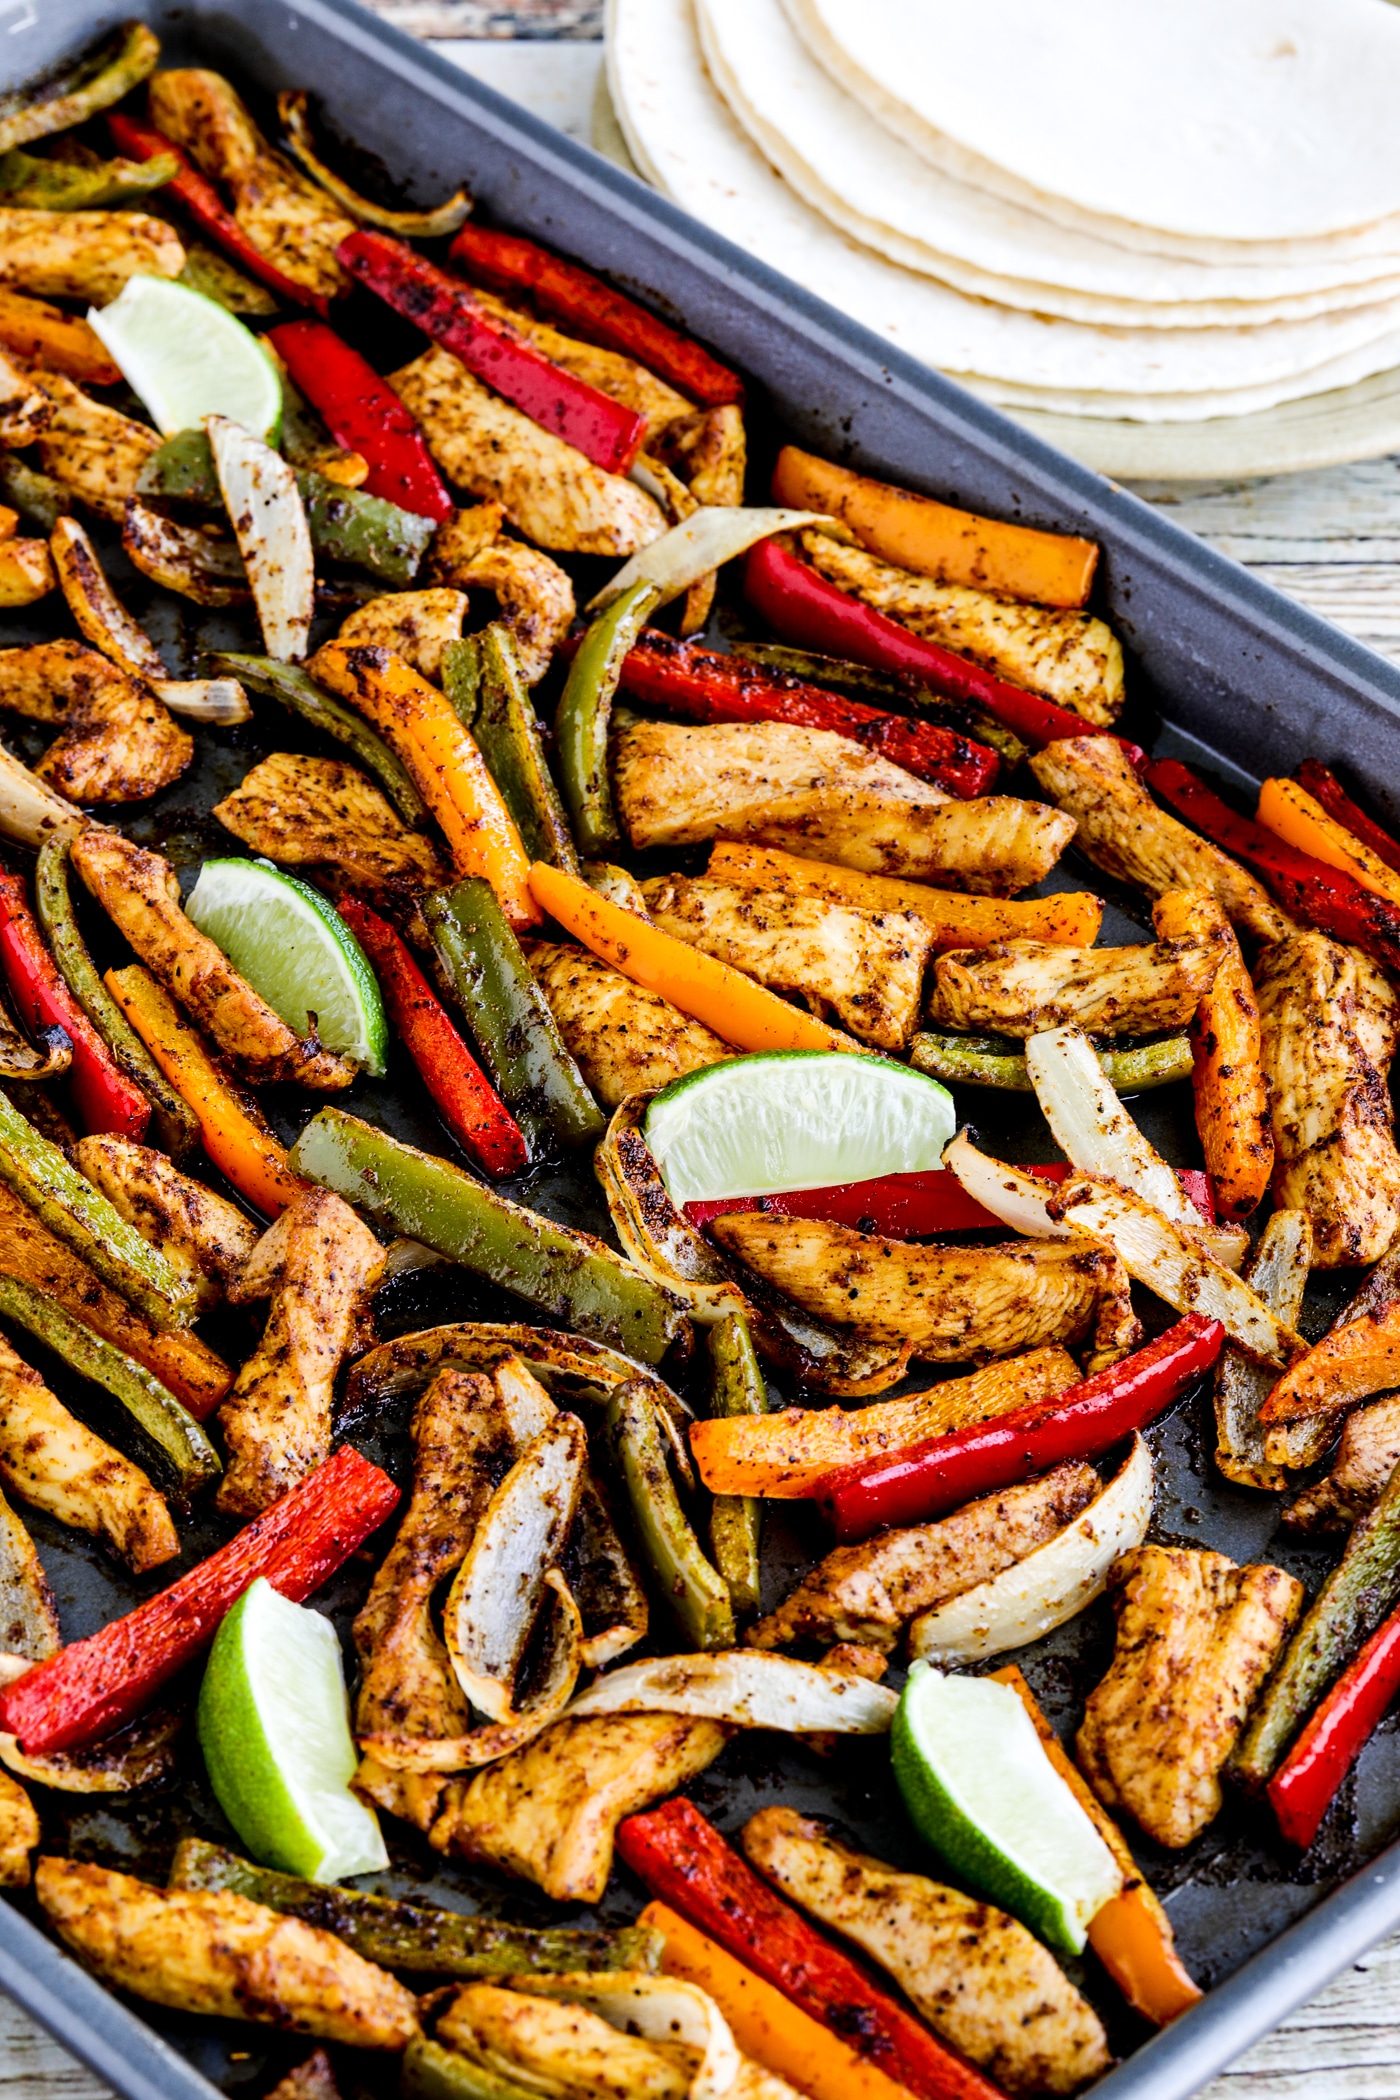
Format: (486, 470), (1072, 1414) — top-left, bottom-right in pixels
(603, 0), (1400, 474)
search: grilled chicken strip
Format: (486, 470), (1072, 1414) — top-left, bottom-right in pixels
(337, 590), (469, 684)
(1077, 1544), (1304, 1849)
(1028, 736), (1291, 944)
(0, 211), (184, 305)
(0, 352), (52, 449)
(0, 640), (191, 804)
(74, 1136), (258, 1315)
(390, 346), (666, 556)
(0, 1766), (37, 1888)
(749, 1462), (1099, 1653)
(0, 1482), (60, 1661)
(31, 372), (161, 524)
(640, 874), (932, 1051)
(712, 1214), (1141, 1370)
(615, 718), (1073, 896)
(437, 1985), (693, 2100)
(1255, 931), (1400, 1267)
(148, 70), (355, 302)
(35, 1858), (419, 2048)
(71, 828), (357, 1089)
(428, 535), (576, 686)
(930, 933), (1220, 1038)
(431, 1712), (728, 1902)
(526, 942), (729, 1107)
(1285, 1394), (1400, 1532)
(743, 1808), (1108, 2097)
(0, 1332), (176, 1574)
(217, 1189), (385, 1517)
(802, 531), (1124, 727)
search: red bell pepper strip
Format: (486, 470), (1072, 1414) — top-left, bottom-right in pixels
(266, 319), (453, 521)
(107, 112), (326, 316)
(1146, 758), (1400, 978)
(1295, 759), (1400, 883)
(335, 895), (528, 1178)
(683, 1163), (1215, 1237)
(0, 872), (150, 1142)
(338, 230), (647, 476)
(605, 630), (999, 797)
(617, 1797), (1000, 2100)
(1268, 1599), (1400, 1850)
(814, 1313), (1224, 1541)
(449, 223), (743, 408)
(0, 1444), (398, 1756)
(744, 536), (1131, 755)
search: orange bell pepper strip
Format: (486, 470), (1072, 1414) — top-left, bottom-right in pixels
(706, 841), (1102, 949)
(1258, 1298), (1400, 1426)
(770, 446), (1099, 609)
(105, 966), (307, 1220)
(1151, 888), (1273, 1221)
(0, 288), (122, 387)
(0, 508), (17, 545)
(529, 862), (855, 1055)
(309, 642), (539, 930)
(1257, 775), (1400, 913)
(691, 1345), (1079, 1498)
(992, 1666), (1201, 2026)
(641, 1900), (918, 2100)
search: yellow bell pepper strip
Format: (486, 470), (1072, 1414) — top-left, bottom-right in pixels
(641, 1900), (918, 2100)
(992, 1667), (1201, 2027)
(1151, 889), (1273, 1220)
(528, 863), (856, 1055)
(309, 641), (539, 931)
(1257, 775), (1400, 911)
(105, 966), (307, 1219)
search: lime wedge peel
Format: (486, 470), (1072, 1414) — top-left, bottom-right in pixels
(197, 1577), (388, 1882)
(644, 1050), (955, 1207)
(88, 273), (282, 441)
(185, 857), (387, 1075)
(892, 1664), (1122, 1956)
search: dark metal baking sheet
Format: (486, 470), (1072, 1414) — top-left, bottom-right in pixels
(5, 7), (1400, 2099)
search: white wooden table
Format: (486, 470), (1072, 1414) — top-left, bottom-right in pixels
(10, 20), (1400, 2100)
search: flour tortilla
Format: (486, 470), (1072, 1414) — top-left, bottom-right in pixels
(698, 0), (1400, 326)
(608, 0), (1400, 417)
(788, 0), (1400, 259)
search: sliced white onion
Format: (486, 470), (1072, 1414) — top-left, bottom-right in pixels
(206, 414), (314, 662)
(941, 1128), (1071, 1240)
(152, 677), (253, 725)
(562, 1649), (897, 1734)
(0, 744), (85, 852)
(515, 1974), (741, 2100)
(587, 506), (852, 613)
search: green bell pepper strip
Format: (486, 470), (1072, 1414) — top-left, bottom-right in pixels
(35, 838), (199, 1162)
(168, 1837), (659, 1975)
(290, 1109), (689, 1363)
(0, 1087), (199, 1331)
(208, 651), (429, 828)
(441, 633), (481, 730)
(0, 456), (72, 533)
(0, 1275), (218, 1497)
(424, 876), (603, 1157)
(554, 580), (661, 855)
(466, 626), (580, 874)
(910, 1031), (1194, 1094)
(730, 641), (1029, 767)
(403, 2039), (539, 2100)
(706, 1312), (764, 1618)
(608, 1378), (735, 1651)
(0, 145), (178, 210)
(0, 21), (159, 155)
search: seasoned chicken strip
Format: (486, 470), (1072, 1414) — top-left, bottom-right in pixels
(0, 640), (191, 805)
(389, 346), (666, 556)
(149, 71), (355, 302)
(0, 1767), (37, 1888)
(615, 718), (1073, 896)
(337, 590), (470, 683)
(1077, 1544), (1304, 1849)
(0, 351), (52, 449)
(0, 211), (183, 305)
(526, 942), (729, 1106)
(748, 1462), (1099, 1653)
(743, 1809), (1108, 2097)
(1285, 1393), (1400, 1531)
(641, 874), (932, 1051)
(0, 1482), (60, 1661)
(712, 1214), (1141, 1370)
(1028, 736), (1290, 944)
(71, 828), (357, 1089)
(1255, 931), (1400, 1268)
(217, 1189), (385, 1517)
(803, 531), (1124, 727)
(74, 1136), (258, 1314)
(31, 372), (161, 523)
(431, 1713), (728, 1902)
(35, 1858), (419, 2049)
(432, 536), (575, 686)
(438, 1985), (690, 2100)
(0, 1332), (176, 1574)
(930, 933), (1220, 1038)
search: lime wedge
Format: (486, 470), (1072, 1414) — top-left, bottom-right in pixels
(197, 1578), (388, 1882)
(185, 857), (386, 1075)
(892, 1665), (1121, 1956)
(87, 274), (282, 441)
(644, 1050), (955, 1206)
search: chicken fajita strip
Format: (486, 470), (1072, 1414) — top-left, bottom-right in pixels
(929, 932), (1221, 1038)
(74, 1135), (259, 1315)
(0, 640), (190, 804)
(526, 942), (729, 1108)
